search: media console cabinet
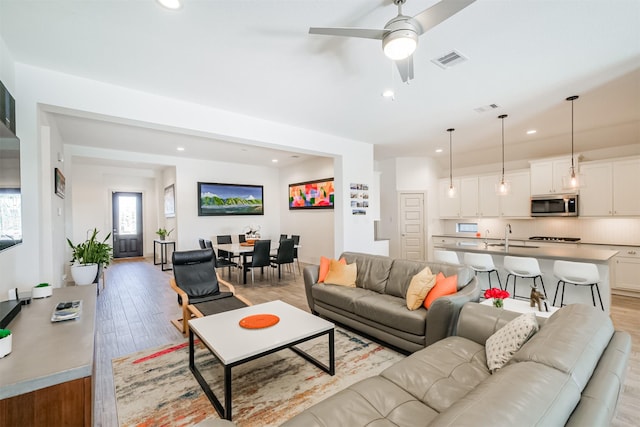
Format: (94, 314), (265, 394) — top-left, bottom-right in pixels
(0, 285), (96, 426)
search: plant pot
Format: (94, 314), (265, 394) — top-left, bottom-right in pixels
(0, 334), (12, 358)
(32, 285), (53, 299)
(71, 263), (99, 286)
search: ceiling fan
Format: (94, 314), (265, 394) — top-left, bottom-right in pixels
(309, 0), (476, 82)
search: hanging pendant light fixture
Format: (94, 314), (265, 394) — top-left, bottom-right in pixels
(496, 114), (510, 195)
(563, 95), (583, 189)
(447, 128), (456, 198)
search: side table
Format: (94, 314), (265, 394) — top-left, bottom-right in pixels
(154, 239), (175, 271)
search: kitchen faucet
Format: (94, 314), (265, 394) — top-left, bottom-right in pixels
(505, 224), (512, 251)
(484, 229), (490, 247)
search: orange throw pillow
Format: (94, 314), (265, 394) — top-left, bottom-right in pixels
(423, 272), (458, 309)
(318, 256), (346, 283)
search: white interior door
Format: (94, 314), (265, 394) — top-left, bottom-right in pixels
(399, 192), (425, 260)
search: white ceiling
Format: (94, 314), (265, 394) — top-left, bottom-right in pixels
(1, 0), (639, 170)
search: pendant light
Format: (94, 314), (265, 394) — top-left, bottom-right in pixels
(563, 95), (583, 189)
(447, 128), (456, 198)
(496, 114), (510, 195)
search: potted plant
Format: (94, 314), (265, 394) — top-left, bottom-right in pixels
(32, 282), (53, 299)
(155, 228), (173, 241)
(0, 329), (11, 358)
(67, 228), (112, 285)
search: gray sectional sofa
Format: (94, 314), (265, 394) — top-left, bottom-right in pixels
(303, 252), (480, 353)
(282, 302), (631, 427)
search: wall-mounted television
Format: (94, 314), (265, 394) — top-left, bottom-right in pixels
(289, 177), (334, 210)
(0, 120), (22, 252)
(197, 182), (264, 216)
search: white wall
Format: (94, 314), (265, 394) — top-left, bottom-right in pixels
(279, 157), (334, 264)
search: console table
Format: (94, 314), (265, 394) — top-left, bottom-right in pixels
(0, 285), (96, 426)
(154, 239), (176, 271)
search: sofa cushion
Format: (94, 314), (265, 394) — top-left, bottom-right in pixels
(510, 304), (614, 391)
(380, 336), (490, 414)
(341, 252), (393, 293)
(324, 259), (357, 287)
(429, 361), (581, 426)
(354, 293), (427, 336)
(318, 256), (345, 283)
(406, 267), (436, 310)
(280, 375), (439, 427)
(311, 283), (373, 313)
(423, 273), (457, 309)
(485, 312), (538, 372)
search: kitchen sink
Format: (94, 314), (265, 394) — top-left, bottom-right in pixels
(487, 243), (539, 249)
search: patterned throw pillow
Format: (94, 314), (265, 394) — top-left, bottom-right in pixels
(485, 312), (539, 373)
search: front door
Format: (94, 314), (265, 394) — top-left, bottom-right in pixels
(112, 192), (143, 258)
(399, 192), (425, 260)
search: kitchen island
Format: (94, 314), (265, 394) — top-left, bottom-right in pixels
(433, 241), (618, 312)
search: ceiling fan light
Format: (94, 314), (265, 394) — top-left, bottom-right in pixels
(383, 30), (418, 61)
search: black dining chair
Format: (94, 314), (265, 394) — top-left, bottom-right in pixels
(216, 234), (239, 264)
(244, 239), (272, 283)
(169, 248), (250, 335)
(291, 234), (301, 273)
(279, 234), (288, 242)
(205, 239), (237, 279)
(271, 238), (295, 279)
(238, 234), (246, 243)
(198, 238), (206, 249)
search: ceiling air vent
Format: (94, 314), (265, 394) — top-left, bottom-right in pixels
(431, 50), (468, 69)
(474, 104), (500, 114)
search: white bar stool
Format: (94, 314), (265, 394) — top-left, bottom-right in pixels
(503, 256), (547, 300)
(463, 252), (502, 291)
(553, 260), (603, 310)
(433, 250), (460, 264)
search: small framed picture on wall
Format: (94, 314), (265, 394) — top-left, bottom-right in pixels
(54, 168), (65, 199)
(164, 184), (176, 218)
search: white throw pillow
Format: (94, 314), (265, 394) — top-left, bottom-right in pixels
(485, 312), (539, 373)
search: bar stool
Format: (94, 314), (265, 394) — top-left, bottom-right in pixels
(433, 250), (460, 264)
(463, 253), (502, 291)
(553, 260), (603, 311)
(503, 256), (547, 300)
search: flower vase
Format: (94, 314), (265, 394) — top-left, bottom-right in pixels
(493, 298), (504, 308)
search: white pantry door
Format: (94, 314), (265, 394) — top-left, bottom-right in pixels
(399, 192), (425, 260)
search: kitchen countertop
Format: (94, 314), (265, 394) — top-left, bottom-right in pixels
(432, 234), (640, 248)
(433, 241), (618, 263)
(0, 285), (96, 400)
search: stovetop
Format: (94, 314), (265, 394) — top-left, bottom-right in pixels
(529, 236), (581, 242)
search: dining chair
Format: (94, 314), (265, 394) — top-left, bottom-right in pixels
(216, 235), (239, 264)
(205, 239), (237, 279)
(169, 248), (250, 335)
(271, 238), (295, 279)
(198, 238), (206, 249)
(279, 234), (288, 242)
(244, 239), (272, 283)
(238, 234), (246, 243)
(291, 234), (301, 273)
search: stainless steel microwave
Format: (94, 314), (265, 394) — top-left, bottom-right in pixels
(530, 194), (578, 217)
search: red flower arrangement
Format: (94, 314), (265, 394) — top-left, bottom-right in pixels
(484, 287), (510, 308)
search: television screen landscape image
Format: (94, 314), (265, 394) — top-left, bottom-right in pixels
(198, 182), (264, 216)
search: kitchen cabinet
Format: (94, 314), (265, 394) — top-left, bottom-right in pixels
(438, 178), (461, 218)
(580, 158), (640, 216)
(500, 171), (531, 217)
(478, 175), (501, 217)
(612, 247), (640, 294)
(460, 177), (479, 217)
(530, 158), (572, 195)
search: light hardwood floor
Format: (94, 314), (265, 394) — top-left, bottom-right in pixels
(94, 258), (638, 427)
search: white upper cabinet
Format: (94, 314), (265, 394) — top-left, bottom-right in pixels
(460, 177), (479, 217)
(478, 174), (501, 217)
(580, 158), (640, 217)
(500, 171), (531, 217)
(612, 158), (640, 216)
(579, 162), (613, 216)
(439, 178), (461, 218)
(530, 158), (572, 195)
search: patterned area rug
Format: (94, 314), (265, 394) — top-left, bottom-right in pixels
(113, 328), (405, 426)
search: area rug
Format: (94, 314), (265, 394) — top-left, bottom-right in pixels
(113, 328), (405, 426)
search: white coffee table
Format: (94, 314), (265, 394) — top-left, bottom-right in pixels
(188, 300), (335, 420)
(480, 298), (559, 318)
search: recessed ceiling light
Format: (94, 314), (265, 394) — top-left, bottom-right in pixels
(157, 0), (182, 10)
(382, 89), (395, 100)
(527, 129), (537, 135)
(272, 159), (278, 163)
(435, 148), (443, 153)
(176, 147), (185, 151)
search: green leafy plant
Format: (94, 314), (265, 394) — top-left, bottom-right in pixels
(0, 329), (11, 339)
(155, 228), (173, 240)
(67, 228), (113, 267)
(35, 283), (50, 288)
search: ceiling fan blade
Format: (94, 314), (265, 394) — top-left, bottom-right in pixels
(396, 56), (414, 83)
(412, 0), (476, 35)
(309, 27), (387, 40)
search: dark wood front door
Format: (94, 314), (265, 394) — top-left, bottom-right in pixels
(112, 192), (143, 258)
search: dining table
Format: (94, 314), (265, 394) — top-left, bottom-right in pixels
(214, 242), (287, 284)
